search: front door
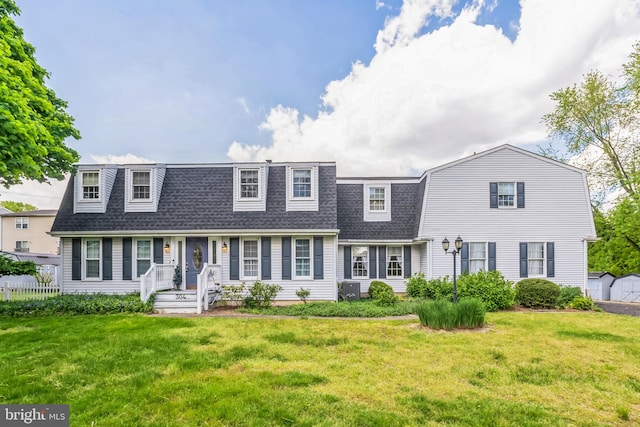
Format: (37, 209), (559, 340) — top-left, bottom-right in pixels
(186, 237), (208, 286)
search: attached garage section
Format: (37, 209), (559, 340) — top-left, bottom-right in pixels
(610, 274), (640, 303)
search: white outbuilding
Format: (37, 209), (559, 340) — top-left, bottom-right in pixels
(587, 272), (616, 301)
(609, 274), (640, 303)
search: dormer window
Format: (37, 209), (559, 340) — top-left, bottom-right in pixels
(292, 169), (312, 198)
(240, 169), (259, 199)
(369, 187), (386, 211)
(81, 171), (100, 200)
(132, 171), (151, 200)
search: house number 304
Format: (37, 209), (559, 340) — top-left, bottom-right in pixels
(176, 294), (187, 300)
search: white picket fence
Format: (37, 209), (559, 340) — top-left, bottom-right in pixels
(1, 280), (61, 302)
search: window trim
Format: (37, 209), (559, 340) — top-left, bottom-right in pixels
(290, 168), (313, 200)
(83, 238), (102, 280)
(293, 237), (312, 279)
(468, 242), (487, 273)
(386, 246), (403, 278)
(79, 170), (101, 202)
(129, 170), (152, 202)
(241, 238), (260, 280)
(134, 239), (152, 279)
(527, 242), (545, 277)
(497, 182), (515, 208)
(352, 246), (369, 279)
(239, 168), (261, 200)
(15, 217), (29, 229)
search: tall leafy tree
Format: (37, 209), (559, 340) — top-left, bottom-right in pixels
(0, 200), (36, 211)
(542, 42), (640, 274)
(0, 0), (80, 188)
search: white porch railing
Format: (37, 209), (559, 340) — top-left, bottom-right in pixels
(2, 280), (61, 302)
(140, 263), (176, 303)
(197, 263), (223, 314)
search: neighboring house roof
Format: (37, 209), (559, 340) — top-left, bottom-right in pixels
(588, 272), (615, 279)
(0, 251), (60, 266)
(52, 165), (338, 233)
(1, 209), (57, 217)
(336, 178), (425, 241)
(0, 207), (12, 215)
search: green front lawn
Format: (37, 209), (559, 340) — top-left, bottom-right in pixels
(1, 312), (639, 426)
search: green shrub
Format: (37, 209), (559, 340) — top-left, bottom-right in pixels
(242, 299), (421, 317)
(368, 280), (392, 300)
(557, 286), (582, 308)
(405, 273), (428, 298)
(568, 295), (596, 310)
(221, 283), (246, 306)
(457, 270), (515, 312)
(424, 277), (454, 300)
(0, 293), (154, 316)
(243, 281), (283, 309)
(416, 298), (486, 330)
(295, 287), (311, 304)
(516, 278), (561, 308)
(373, 286), (398, 306)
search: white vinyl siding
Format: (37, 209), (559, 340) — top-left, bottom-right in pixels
(124, 166), (166, 213)
(421, 146), (595, 288)
(363, 182), (391, 222)
(74, 167), (117, 214)
(286, 165), (319, 211)
(233, 165), (268, 212)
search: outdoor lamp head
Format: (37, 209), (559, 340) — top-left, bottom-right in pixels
(455, 236), (463, 251)
(442, 237), (450, 252)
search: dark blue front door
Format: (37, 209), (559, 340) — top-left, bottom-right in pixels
(186, 237), (208, 286)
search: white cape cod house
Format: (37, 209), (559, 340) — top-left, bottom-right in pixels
(50, 145), (596, 312)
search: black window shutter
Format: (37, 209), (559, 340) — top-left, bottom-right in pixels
(489, 182), (498, 208)
(461, 242), (469, 273)
(378, 246), (386, 279)
(517, 182), (525, 208)
(103, 238), (112, 280)
(403, 245), (412, 278)
(314, 236), (323, 279)
(488, 242), (496, 272)
(369, 246), (377, 279)
(261, 237), (271, 280)
(546, 242), (555, 278)
(281, 237), (291, 280)
(519, 242), (528, 278)
(153, 238), (164, 264)
(343, 246), (352, 279)
(230, 238), (240, 280)
(122, 237), (132, 280)
(71, 238), (81, 280)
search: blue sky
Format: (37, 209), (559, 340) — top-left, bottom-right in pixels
(3, 0), (640, 208)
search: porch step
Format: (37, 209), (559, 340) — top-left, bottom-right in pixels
(152, 290), (221, 314)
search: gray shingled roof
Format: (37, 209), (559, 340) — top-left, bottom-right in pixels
(52, 165), (338, 233)
(336, 179), (425, 240)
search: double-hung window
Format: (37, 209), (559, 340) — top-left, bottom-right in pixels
(15, 241), (29, 252)
(369, 187), (385, 211)
(498, 182), (515, 207)
(295, 239), (311, 278)
(81, 171), (100, 200)
(243, 240), (259, 278)
(528, 243), (544, 276)
(352, 246), (368, 278)
(292, 169), (312, 198)
(85, 239), (101, 278)
(136, 240), (152, 277)
(15, 217), (28, 229)
(387, 246), (403, 277)
(132, 171), (151, 200)
(469, 243), (486, 273)
(240, 170), (259, 199)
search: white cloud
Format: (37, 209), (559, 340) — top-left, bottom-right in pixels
(0, 179), (70, 210)
(228, 0), (640, 176)
(88, 153), (156, 164)
(237, 97), (251, 114)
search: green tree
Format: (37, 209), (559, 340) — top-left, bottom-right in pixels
(0, 0), (80, 188)
(0, 254), (36, 276)
(0, 200), (36, 211)
(541, 41), (640, 202)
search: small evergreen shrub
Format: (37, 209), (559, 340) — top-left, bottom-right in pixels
(405, 273), (428, 298)
(557, 286), (582, 308)
(457, 270), (515, 311)
(368, 280), (392, 300)
(243, 281), (283, 309)
(373, 286), (398, 306)
(568, 295), (596, 310)
(295, 288), (311, 304)
(515, 278), (561, 308)
(0, 293), (154, 316)
(222, 283), (246, 306)
(416, 298), (486, 330)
